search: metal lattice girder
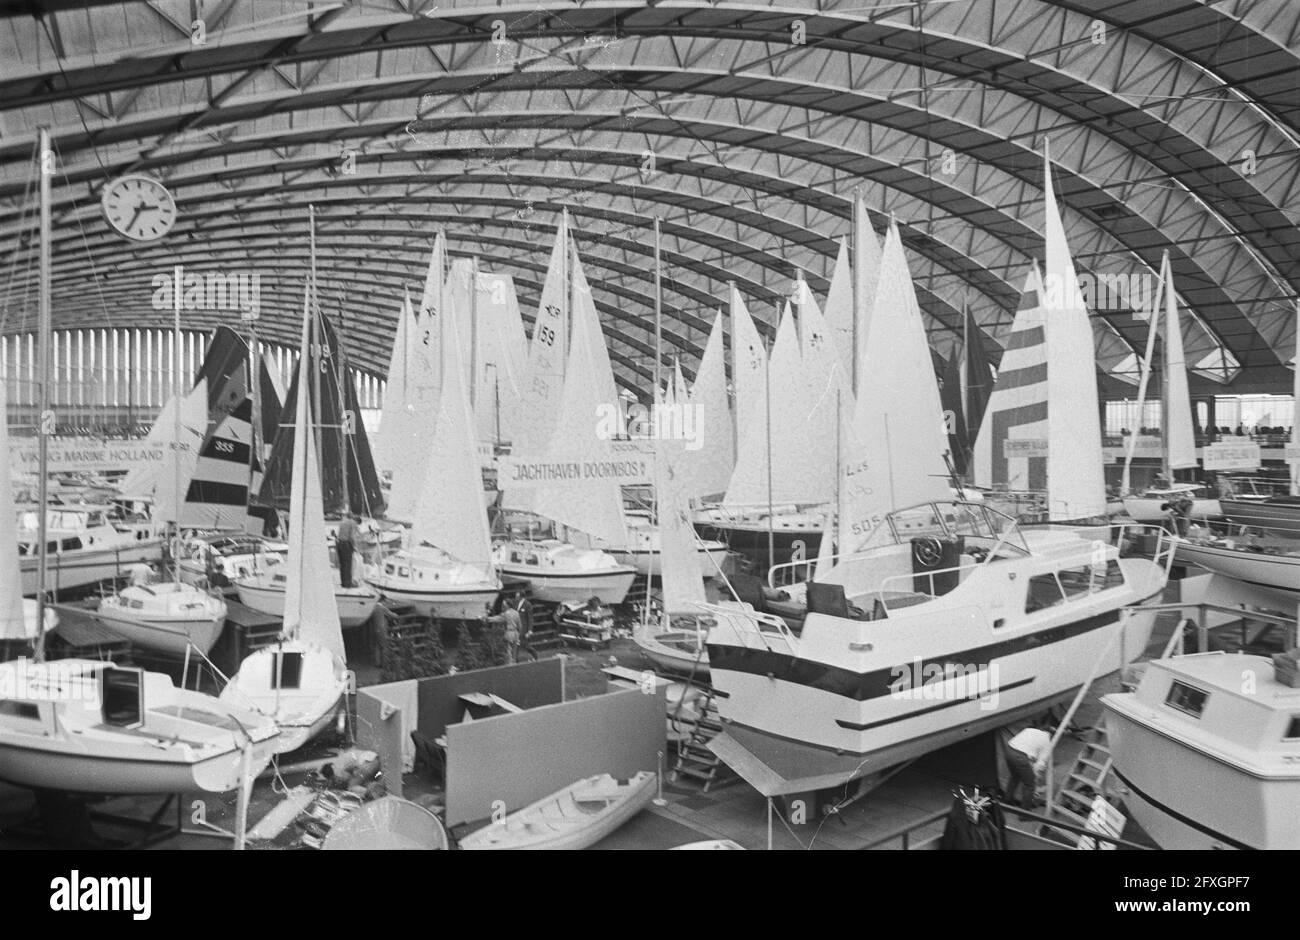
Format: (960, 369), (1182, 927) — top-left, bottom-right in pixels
(0, 0), (1296, 394)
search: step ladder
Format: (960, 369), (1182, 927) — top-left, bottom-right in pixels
(1050, 724), (1114, 833)
(624, 575), (651, 609)
(669, 686), (729, 792)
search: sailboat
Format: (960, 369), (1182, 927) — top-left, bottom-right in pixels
(702, 149), (1174, 796)
(1121, 254), (1220, 523)
(972, 143), (1108, 523)
(367, 302), (503, 619)
(221, 277), (351, 755)
(94, 267), (229, 656)
(494, 228), (635, 605)
(1, 382), (57, 641)
(0, 129), (279, 794)
(632, 396), (715, 676)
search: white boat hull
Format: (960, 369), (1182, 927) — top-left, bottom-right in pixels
(20, 540), (164, 596)
(219, 643), (348, 755)
(92, 609), (226, 656)
(235, 580), (378, 628)
(1121, 496), (1221, 523)
(1105, 699), (1300, 849)
(459, 772), (656, 850)
(1173, 539), (1300, 607)
(610, 544), (729, 579)
(367, 582), (500, 620)
(633, 631), (710, 677)
(495, 565), (636, 606)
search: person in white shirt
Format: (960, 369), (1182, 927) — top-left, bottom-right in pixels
(128, 561), (154, 587)
(1004, 724), (1052, 808)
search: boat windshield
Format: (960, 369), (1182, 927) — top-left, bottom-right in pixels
(860, 500), (1029, 556)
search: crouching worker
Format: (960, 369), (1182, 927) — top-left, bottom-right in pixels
(1004, 723), (1052, 809)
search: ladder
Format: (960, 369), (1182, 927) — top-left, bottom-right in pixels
(1051, 724), (1114, 831)
(669, 686), (728, 792)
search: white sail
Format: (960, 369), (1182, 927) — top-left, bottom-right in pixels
(410, 312), (494, 570)
(851, 193), (882, 395)
(512, 210), (571, 462)
(262, 349), (286, 413)
(813, 509), (836, 581)
(532, 239), (628, 548)
(837, 220), (950, 553)
(657, 416), (707, 614)
(724, 303), (808, 506)
(729, 285), (767, 453)
(151, 379), (209, 524)
(388, 244), (447, 523)
(797, 280), (849, 504)
(685, 310), (734, 498)
(1160, 254), (1198, 472)
(374, 290), (417, 477)
(443, 258), (478, 398)
(120, 382), (207, 501)
(673, 359), (689, 405)
(1039, 142), (1107, 520)
(286, 287), (345, 662)
(1293, 301), (1300, 497)
(0, 378), (27, 641)
(472, 271), (528, 444)
(824, 239), (854, 384)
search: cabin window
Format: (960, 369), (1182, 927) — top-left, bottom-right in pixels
(272, 651), (304, 690)
(1024, 574), (1065, 613)
(1284, 716), (1300, 741)
(273, 574), (286, 584)
(101, 668), (145, 728)
(1165, 680), (1208, 718)
(385, 564), (395, 575)
(1056, 566), (1097, 600)
(0, 701), (41, 721)
(526, 554), (539, 567)
(60, 537), (83, 552)
(511, 552), (522, 564)
(398, 567), (409, 578)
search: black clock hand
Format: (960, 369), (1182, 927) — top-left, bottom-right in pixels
(126, 202), (146, 232)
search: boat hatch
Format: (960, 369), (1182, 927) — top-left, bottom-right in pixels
(1165, 680), (1208, 718)
(101, 667), (145, 729)
(1286, 717), (1300, 741)
(273, 651), (304, 690)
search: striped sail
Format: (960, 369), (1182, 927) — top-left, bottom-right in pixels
(972, 266), (1050, 495)
(182, 395), (256, 530)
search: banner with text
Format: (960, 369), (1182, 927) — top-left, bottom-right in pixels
(8, 438), (179, 477)
(1202, 441), (1262, 472)
(498, 441), (654, 488)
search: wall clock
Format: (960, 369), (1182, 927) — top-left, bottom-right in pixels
(101, 175), (177, 242)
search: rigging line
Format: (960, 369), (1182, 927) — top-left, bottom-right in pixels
(36, 14), (111, 181)
(51, 138), (117, 336)
(0, 143), (40, 335)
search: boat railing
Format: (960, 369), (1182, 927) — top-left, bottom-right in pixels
(878, 561), (984, 608)
(857, 802), (1153, 850)
(695, 602), (798, 656)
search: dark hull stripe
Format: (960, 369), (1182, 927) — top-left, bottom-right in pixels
(185, 480), (249, 506)
(496, 567), (632, 582)
(367, 583), (498, 599)
(707, 610), (1120, 702)
(834, 676), (1035, 731)
(1112, 768), (1254, 850)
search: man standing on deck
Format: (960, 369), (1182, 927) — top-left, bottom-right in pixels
(337, 513), (359, 588)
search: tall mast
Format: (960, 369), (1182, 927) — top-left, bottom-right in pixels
(850, 188), (864, 396)
(470, 255), (479, 412)
(309, 206), (323, 509)
(34, 128), (52, 663)
(171, 262), (183, 586)
(561, 211), (570, 380)
(248, 316), (259, 516)
(335, 291), (350, 517)
(653, 217), (662, 399)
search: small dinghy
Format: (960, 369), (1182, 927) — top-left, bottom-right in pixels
(672, 839), (745, 850)
(458, 772), (657, 851)
(321, 797), (448, 850)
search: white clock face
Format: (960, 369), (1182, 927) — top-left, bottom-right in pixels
(101, 175), (177, 242)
